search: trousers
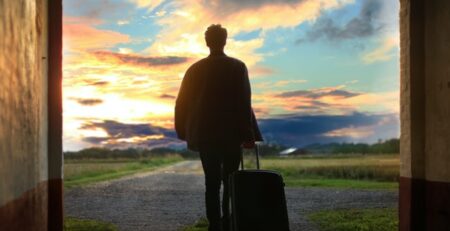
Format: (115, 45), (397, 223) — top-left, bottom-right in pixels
(199, 144), (241, 231)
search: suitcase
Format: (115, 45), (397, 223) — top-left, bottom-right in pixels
(229, 145), (290, 231)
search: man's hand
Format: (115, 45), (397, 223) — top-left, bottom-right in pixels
(241, 141), (255, 149)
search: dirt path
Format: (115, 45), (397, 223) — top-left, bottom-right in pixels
(64, 161), (398, 231)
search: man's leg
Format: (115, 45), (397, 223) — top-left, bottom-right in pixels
(200, 149), (222, 231)
(221, 145), (242, 231)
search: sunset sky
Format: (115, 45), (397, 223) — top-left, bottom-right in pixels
(63, 0), (400, 151)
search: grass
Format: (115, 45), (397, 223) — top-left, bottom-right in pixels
(182, 154), (399, 230)
(64, 155), (182, 188)
(308, 208), (398, 231)
(285, 178), (398, 189)
(244, 154), (399, 189)
(184, 208), (398, 231)
(182, 218), (209, 231)
(64, 217), (118, 231)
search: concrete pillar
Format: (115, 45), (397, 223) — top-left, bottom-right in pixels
(399, 0), (450, 230)
(0, 0), (63, 230)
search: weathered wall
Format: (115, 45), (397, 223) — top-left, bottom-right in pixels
(0, 0), (49, 230)
(400, 0), (450, 230)
(423, 1), (450, 230)
(424, 0), (450, 183)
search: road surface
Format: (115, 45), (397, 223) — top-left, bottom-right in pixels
(65, 160), (398, 231)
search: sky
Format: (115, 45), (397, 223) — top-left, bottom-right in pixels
(63, 0), (400, 151)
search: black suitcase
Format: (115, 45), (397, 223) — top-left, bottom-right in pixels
(229, 145), (290, 231)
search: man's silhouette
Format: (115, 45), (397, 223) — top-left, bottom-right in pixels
(175, 24), (262, 231)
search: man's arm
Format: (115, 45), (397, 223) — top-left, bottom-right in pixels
(175, 68), (192, 140)
(236, 62), (255, 146)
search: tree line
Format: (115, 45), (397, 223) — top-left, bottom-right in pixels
(300, 138), (399, 154)
(64, 147), (197, 160)
(64, 138), (399, 159)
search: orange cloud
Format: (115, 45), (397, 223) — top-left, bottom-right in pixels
(145, 0), (352, 69)
(323, 125), (374, 138)
(253, 85), (398, 117)
(249, 66), (275, 77)
(63, 17), (130, 52)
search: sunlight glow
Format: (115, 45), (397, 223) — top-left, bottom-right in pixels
(113, 135), (165, 144)
(62, 0), (400, 150)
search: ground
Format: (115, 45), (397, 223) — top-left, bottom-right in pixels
(65, 161), (398, 231)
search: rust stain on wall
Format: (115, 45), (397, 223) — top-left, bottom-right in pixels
(0, 181), (49, 231)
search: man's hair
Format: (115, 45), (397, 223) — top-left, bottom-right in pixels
(205, 24), (227, 48)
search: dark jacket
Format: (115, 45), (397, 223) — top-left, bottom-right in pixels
(175, 52), (263, 151)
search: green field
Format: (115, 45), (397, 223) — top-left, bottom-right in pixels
(183, 208), (398, 231)
(65, 153), (399, 230)
(64, 155), (182, 188)
(309, 208), (398, 231)
(64, 217), (118, 231)
(246, 154), (399, 189)
(183, 218), (209, 231)
(64, 153), (400, 189)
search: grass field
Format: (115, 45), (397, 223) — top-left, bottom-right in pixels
(66, 153), (399, 230)
(183, 218), (209, 231)
(183, 208), (398, 231)
(64, 217), (118, 231)
(308, 208), (398, 231)
(64, 155), (182, 188)
(245, 154), (399, 189)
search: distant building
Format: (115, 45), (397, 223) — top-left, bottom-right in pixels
(279, 148), (307, 156)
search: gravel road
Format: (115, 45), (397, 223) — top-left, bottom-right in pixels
(65, 161), (398, 231)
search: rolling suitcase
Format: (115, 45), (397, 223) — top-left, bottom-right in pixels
(229, 145), (290, 231)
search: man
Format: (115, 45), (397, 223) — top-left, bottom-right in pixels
(175, 24), (262, 231)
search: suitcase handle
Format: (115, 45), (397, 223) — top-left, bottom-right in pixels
(240, 144), (260, 170)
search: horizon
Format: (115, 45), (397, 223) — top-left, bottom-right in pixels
(63, 0), (400, 151)
(64, 137), (400, 153)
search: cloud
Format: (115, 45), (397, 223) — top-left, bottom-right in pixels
(63, 17), (130, 51)
(156, 10), (167, 17)
(258, 112), (399, 146)
(80, 120), (182, 149)
(129, 0), (165, 11)
(146, 0), (351, 66)
(91, 51), (189, 68)
(323, 112), (397, 138)
(297, 0), (383, 43)
(72, 98), (104, 106)
(81, 120), (176, 138)
(255, 79), (308, 90)
(78, 113), (399, 150)
(160, 94), (176, 99)
(322, 124), (374, 138)
(293, 0), (399, 63)
(90, 81), (110, 86)
(362, 35), (399, 63)
(294, 101), (331, 110)
(64, 0), (134, 20)
(249, 66), (275, 77)
(117, 20), (130, 25)
(277, 89), (360, 98)
(252, 85), (398, 117)
(204, 0), (304, 16)
(208, 0), (351, 32)
(274, 80), (308, 87)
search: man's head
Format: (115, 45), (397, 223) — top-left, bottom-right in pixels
(205, 24), (227, 50)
